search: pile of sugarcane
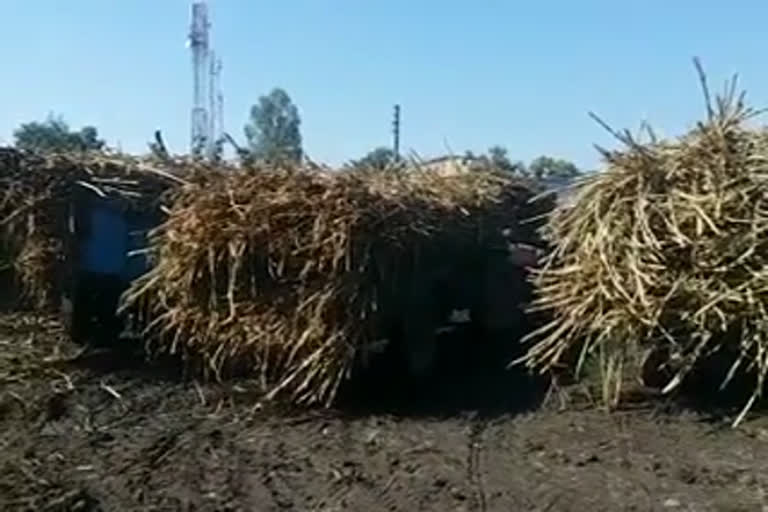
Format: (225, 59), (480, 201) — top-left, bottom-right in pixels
(0, 147), (186, 308)
(520, 65), (768, 426)
(121, 161), (550, 406)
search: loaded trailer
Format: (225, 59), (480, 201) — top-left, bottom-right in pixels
(60, 187), (162, 346)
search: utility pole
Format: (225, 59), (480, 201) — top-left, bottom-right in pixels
(207, 49), (216, 158)
(393, 104), (400, 160)
(188, 2), (210, 157)
(207, 52), (223, 159)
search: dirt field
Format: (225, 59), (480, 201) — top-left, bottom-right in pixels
(2, 313), (768, 512)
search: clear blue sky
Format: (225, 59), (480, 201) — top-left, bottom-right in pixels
(2, 0), (768, 169)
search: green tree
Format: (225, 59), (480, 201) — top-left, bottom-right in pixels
(244, 88), (303, 163)
(528, 155), (581, 179)
(351, 146), (399, 170)
(487, 145), (526, 174)
(13, 114), (105, 153)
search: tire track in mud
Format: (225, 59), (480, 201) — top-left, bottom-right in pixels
(467, 417), (489, 512)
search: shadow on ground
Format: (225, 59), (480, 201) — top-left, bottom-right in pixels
(7, 297), (762, 427)
(335, 325), (549, 420)
(0, 273), (20, 313)
(666, 349), (768, 424)
(65, 325), (550, 422)
(63, 337), (187, 382)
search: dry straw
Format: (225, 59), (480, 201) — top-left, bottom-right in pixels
(122, 161), (546, 406)
(519, 60), (768, 426)
(0, 148), (186, 308)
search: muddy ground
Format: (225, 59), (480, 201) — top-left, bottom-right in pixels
(2, 313), (768, 512)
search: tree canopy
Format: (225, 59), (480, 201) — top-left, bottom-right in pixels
(486, 145), (527, 174)
(244, 88), (303, 163)
(528, 155), (581, 179)
(350, 146), (399, 170)
(473, 146), (582, 179)
(13, 114), (105, 153)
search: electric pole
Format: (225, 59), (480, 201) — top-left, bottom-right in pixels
(188, 2), (210, 157)
(393, 104), (400, 160)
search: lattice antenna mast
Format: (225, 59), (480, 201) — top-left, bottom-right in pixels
(207, 50), (216, 157)
(215, 58), (224, 148)
(208, 54), (223, 158)
(189, 2), (210, 156)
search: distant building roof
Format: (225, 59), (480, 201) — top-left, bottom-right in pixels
(540, 175), (579, 208)
(416, 155), (482, 176)
(408, 156), (581, 208)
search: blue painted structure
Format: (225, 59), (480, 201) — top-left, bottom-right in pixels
(78, 200), (130, 276)
(75, 195), (156, 284)
(63, 190), (161, 344)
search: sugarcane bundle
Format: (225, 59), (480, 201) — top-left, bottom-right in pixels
(0, 147), (186, 307)
(520, 66), (768, 426)
(122, 161), (548, 407)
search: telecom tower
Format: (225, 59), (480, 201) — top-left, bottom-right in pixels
(189, 2), (210, 156)
(188, 1), (225, 159)
(208, 52), (223, 157)
(216, 60), (224, 150)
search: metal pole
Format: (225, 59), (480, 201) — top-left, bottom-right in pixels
(393, 104), (400, 160)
